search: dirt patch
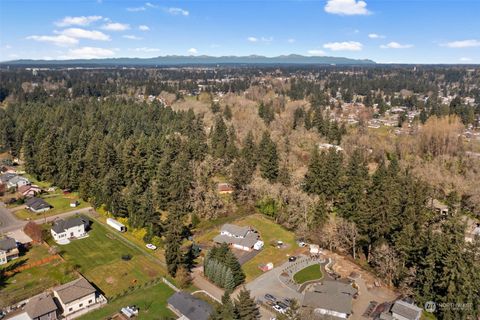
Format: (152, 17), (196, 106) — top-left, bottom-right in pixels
(106, 276), (116, 284)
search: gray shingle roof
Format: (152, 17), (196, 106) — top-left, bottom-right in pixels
(220, 224), (251, 237)
(302, 280), (357, 315)
(54, 277), (96, 305)
(213, 232), (260, 248)
(51, 217), (88, 234)
(25, 197), (51, 211)
(167, 292), (213, 320)
(391, 300), (422, 320)
(0, 173), (17, 183)
(0, 237), (17, 251)
(25, 293), (58, 319)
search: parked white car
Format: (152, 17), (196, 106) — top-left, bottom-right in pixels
(146, 243), (157, 250)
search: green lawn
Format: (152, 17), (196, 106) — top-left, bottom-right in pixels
(14, 193), (89, 220)
(293, 264), (323, 284)
(196, 214), (299, 281)
(0, 245), (77, 307)
(78, 283), (175, 320)
(48, 220), (166, 297)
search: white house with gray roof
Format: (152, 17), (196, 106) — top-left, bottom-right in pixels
(213, 223), (264, 251)
(51, 217), (89, 243)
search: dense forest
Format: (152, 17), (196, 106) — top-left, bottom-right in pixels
(1, 66), (479, 319)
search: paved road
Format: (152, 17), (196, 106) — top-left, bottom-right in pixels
(0, 202), (93, 233)
(0, 202), (25, 233)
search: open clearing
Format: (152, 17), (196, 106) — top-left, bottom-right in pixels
(293, 264), (323, 284)
(196, 214), (299, 281)
(0, 244), (76, 307)
(48, 220), (165, 297)
(78, 283), (175, 320)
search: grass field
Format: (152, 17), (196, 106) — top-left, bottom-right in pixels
(196, 214), (299, 281)
(14, 193), (89, 220)
(49, 220), (166, 297)
(78, 283), (175, 320)
(293, 264), (323, 284)
(0, 245), (77, 307)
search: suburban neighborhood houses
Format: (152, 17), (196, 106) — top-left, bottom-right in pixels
(0, 237), (19, 265)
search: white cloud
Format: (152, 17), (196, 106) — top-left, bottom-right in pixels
(55, 16), (103, 27)
(247, 36), (273, 43)
(139, 25), (150, 31)
(325, 0), (370, 16)
(460, 57), (472, 62)
(127, 6), (146, 12)
(27, 35), (79, 46)
(166, 7), (189, 16)
(307, 49), (326, 56)
(123, 35), (143, 40)
(4, 44), (12, 49)
(60, 46), (115, 59)
(59, 28), (110, 41)
(380, 41), (413, 49)
(443, 39), (480, 48)
(145, 2), (158, 8)
(287, 38), (296, 43)
(188, 48), (198, 55)
(102, 22), (130, 31)
(368, 33), (384, 39)
(131, 47), (161, 52)
(323, 41), (363, 51)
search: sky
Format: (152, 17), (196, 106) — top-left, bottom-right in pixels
(0, 0), (479, 64)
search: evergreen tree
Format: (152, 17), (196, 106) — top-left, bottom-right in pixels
(165, 216), (184, 276)
(258, 131), (279, 182)
(235, 289), (260, 320)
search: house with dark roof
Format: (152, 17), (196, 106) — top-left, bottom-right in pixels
(25, 293), (58, 320)
(51, 217), (89, 243)
(213, 223), (264, 251)
(0, 237), (19, 265)
(302, 280), (357, 319)
(167, 291), (213, 320)
(25, 197), (52, 213)
(53, 277), (97, 316)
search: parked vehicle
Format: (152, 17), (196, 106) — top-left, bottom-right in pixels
(276, 301), (289, 310)
(107, 218), (126, 232)
(273, 304), (286, 314)
(288, 256), (297, 262)
(264, 294), (276, 303)
(146, 243), (157, 250)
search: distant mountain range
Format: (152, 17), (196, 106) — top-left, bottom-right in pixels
(1, 54), (375, 67)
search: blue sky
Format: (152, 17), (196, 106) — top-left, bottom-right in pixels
(1, 0), (479, 63)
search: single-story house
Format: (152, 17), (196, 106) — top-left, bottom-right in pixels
(0, 172), (17, 185)
(24, 293), (58, 320)
(53, 277), (97, 316)
(213, 223), (264, 251)
(18, 185), (42, 198)
(167, 291), (213, 320)
(302, 280), (357, 319)
(429, 198), (449, 215)
(51, 217), (89, 242)
(217, 182), (234, 194)
(0, 237), (19, 265)
(25, 197), (52, 213)
(389, 300), (422, 320)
